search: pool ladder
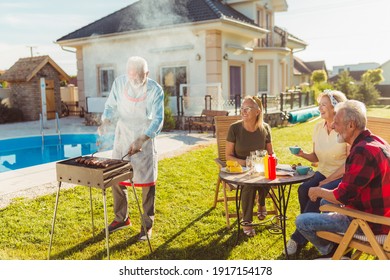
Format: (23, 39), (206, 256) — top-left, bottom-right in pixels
(55, 112), (62, 144)
(39, 113), (62, 145)
(40, 113), (45, 145)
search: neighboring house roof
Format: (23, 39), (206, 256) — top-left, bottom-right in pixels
(0, 56), (70, 83)
(376, 84), (390, 97)
(328, 70), (366, 83)
(57, 0), (257, 42)
(294, 57), (327, 76)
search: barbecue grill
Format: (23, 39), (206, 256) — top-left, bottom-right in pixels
(48, 156), (133, 260)
(56, 156), (132, 188)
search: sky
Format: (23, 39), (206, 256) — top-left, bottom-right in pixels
(0, 0), (389, 76)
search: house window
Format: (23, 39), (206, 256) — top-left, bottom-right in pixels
(257, 65), (269, 93)
(256, 9), (263, 47)
(265, 12), (273, 46)
(161, 66), (187, 96)
(257, 10), (262, 27)
(99, 67), (115, 96)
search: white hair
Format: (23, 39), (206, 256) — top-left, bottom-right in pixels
(334, 100), (367, 130)
(126, 56), (148, 73)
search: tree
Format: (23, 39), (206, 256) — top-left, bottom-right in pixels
(362, 68), (384, 85)
(359, 74), (381, 105)
(311, 69), (327, 84)
(334, 70), (359, 100)
(310, 70), (331, 103)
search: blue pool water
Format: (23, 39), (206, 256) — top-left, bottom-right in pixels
(0, 134), (99, 173)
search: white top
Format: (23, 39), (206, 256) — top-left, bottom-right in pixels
(313, 120), (347, 177)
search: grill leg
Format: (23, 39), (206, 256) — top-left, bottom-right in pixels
(48, 181), (61, 260)
(102, 189), (110, 260)
(131, 183), (153, 253)
(89, 187), (95, 237)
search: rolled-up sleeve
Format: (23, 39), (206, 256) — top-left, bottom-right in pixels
(144, 81), (164, 139)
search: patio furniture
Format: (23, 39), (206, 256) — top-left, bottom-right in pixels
(219, 166), (314, 259)
(367, 116), (390, 143)
(212, 115), (278, 228)
(187, 109), (229, 137)
(316, 204), (390, 260)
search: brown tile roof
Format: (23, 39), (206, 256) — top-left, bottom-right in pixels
(57, 0), (257, 42)
(328, 70), (366, 83)
(294, 57), (327, 75)
(0, 55), (70, 82)
(376, 84), (390, 97)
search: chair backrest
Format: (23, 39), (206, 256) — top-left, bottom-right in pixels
(367, 116), (390, 143)
(214, 115), (242, 162)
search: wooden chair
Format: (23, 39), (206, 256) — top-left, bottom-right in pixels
(315, 117), (390, 259)
(367, 116), (390, 143)
(316, 204), (390, 260)
(212, 115), (278, 228)
(187, 109), (229, 137)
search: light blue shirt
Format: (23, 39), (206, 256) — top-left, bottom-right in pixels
(102, 75), (164, 139)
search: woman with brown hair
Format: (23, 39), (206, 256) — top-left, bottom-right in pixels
(226, 95), (274, 237)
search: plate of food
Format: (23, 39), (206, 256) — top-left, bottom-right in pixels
(221, 166), (249, 174)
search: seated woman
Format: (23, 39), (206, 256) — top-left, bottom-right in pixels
(283, 90), (349, 255)
(226, 95), (274, 237)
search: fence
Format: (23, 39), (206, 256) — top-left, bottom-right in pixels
(172, 88), (315, 117)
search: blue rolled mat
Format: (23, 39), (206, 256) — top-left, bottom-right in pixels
(288, 107), (320, 124)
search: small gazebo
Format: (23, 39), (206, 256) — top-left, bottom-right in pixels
(0, 56), (70, 121)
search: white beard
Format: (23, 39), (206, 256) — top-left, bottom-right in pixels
(129, 80), (143, 89)
(336, 133), (346, 143)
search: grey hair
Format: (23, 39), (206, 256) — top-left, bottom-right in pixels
(126, 56), (148, 73)
(334, 100), (367, 130)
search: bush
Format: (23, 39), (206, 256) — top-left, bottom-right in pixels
(162, 92), (176, 131)
(0, 99), (24, 124)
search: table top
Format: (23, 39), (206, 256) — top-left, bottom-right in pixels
(219, 164), (314, 187)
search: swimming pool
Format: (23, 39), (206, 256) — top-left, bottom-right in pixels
(0, 134), (100, 173)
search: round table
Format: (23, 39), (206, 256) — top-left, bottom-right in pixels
(219, 165), (314, 259)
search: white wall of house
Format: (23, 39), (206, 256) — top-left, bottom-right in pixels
(380, 60), (390, 85)
(79, 27), (213, 114)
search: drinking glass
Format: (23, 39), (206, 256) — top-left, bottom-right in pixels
(246, 156), (253, 174)
(253, 154), (264, 174)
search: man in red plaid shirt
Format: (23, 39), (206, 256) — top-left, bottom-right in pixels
(295, 100), (390, 258)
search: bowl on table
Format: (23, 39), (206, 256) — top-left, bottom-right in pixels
(296, 165), (312, 175)
(289, 146), (301, 155)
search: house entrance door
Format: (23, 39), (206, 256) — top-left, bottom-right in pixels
(45, 80), (55, 120)
(229, 65), (243, 112)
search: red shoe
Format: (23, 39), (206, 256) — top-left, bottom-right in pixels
(108, 217), (131, 233)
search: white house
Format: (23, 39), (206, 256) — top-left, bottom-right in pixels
(56, 0), (307, 116)
(380, 60), (390, 85)
(330, 62), (380, 78)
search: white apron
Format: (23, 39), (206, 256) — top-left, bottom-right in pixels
(112, 82), (157, 187)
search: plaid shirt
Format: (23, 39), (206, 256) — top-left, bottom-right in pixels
(333, 130), (390, 234)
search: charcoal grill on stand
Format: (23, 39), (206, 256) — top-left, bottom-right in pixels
(48, 156), (147, 260)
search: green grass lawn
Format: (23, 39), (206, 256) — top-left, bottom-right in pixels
(1, 107), (388, 260)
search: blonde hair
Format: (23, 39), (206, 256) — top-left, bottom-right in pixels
(317, 90), (347, 107)
(242, 95), (264, 129)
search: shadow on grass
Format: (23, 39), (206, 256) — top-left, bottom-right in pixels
(49, 230), (107, 260)
(49, 207), (295, 260)
(50, 208), (237, 260)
